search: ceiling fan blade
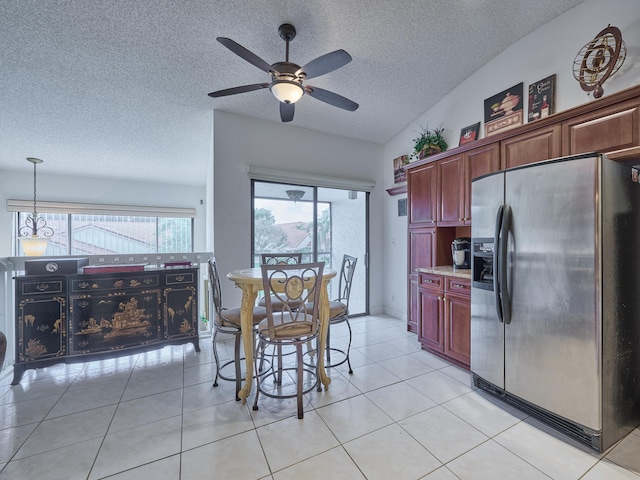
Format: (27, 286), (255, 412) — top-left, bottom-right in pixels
(280, 102), (295, 122)
(208, 83), (269, 98)
(297, 49), (352, 80)
(305, 86), (359, 111)
(217, 37), (277, 74)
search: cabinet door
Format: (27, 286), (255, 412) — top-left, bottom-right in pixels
(464, 143), (500, 223)
(15, 278), (66, 362)
(164, 270), (198, 339)
(408, 162), (438, 226)
(408, 275), (419, 333)
(418, 287), (443, 352)
(438, 155), (464, 226)
(562, 98), (640, 155)
(500, 124), (561, 169)
(408, 227), (435, 272)
(444, 292), (471, 367)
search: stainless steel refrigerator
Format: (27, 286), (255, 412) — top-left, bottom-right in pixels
(470, 152), (640, 452)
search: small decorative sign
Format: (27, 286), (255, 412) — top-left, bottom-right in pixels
(393, 155), (410, 184)
(484, 83), (524, 137)
(459, 122), (481, 146)
(528, 74), (556, 122)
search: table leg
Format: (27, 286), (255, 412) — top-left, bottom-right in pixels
(237, 285), (258, 403)
(317, 278), (332, 390)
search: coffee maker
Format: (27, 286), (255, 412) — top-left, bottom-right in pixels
(451, 237), (471, 269)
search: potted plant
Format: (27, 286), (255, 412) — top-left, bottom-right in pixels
(411, 125), (448, 160)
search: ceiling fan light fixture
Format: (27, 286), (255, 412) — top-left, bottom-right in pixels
(270, 80), (304, 104)
(286, 189), (305, 202)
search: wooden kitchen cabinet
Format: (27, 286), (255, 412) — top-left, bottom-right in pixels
(500, 124), (561, 169)
(408, 161), (438, 226)
(438, 155), (465, 226)
(463, 143), (500, 224)
(439, 143), (500, 227)
(418, 272), (444, 351)
(443, 276), (471, 367)
(562, 97), (640, 156)
(408, 275), (419, 333)
(417, 272), (471, 369)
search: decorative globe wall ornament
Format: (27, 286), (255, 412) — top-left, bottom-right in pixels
(573, 24), (626, 99)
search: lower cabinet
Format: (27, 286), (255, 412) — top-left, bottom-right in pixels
(417, 272), (470, 369)
(13, 268), (200, 384)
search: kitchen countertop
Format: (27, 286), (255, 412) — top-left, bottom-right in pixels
(416, 266), (472, 279)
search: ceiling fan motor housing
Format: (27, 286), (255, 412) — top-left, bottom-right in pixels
(278, 24), (297, 42)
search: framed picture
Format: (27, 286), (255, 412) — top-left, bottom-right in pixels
(528, 74), (556, 122)
(393, 155), (410, 184)
(459, 122), (481, 146)
(484, 83), (524, 137)
(398, 198), (407, 216)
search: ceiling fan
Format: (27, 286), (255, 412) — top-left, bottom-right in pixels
(208, 23), (359, 123)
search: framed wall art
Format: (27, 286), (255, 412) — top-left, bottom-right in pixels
(528, 74), (556, 122)
(459, 122), (481, 146)
(393, 154), (410, 184)
(484, 83), (524, 137)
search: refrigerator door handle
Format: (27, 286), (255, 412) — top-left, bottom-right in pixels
(494, 205), (504, 323)
(500, 204), (513, 325)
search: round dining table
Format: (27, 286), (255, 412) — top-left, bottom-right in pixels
(226, 266), (337, 403)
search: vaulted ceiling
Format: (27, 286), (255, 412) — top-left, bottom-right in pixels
(0, 1), (585, 185)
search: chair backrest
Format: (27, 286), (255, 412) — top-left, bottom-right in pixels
(207, 257), (224, 322)
(260, 262), (324, 340)
(336, 255), (357, 309)
(260, 253), (302, 265)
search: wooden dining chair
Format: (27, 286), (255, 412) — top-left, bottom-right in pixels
(208, 257), (267, 401)
(253, 262), (324, 419)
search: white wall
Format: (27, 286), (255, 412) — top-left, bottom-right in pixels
(212, 111), (384, 312)
(382, 0), (640, 321)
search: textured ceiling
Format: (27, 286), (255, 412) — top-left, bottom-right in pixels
(0, 1), (585, 185)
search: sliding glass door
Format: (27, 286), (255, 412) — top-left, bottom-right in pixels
(252, 181), (368, 316)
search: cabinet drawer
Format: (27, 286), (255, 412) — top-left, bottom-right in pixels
(19, 279), (65, 296)
(418, 273), (443, 290)
(165, 271), (196, 285)
(445, 277), (471, 296)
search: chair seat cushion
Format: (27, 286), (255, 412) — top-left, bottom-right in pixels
(257, 313), (315, 339)
(308, 300), (347, 319)
(219, 306), (268, 328)
(258, 295), (303, 310)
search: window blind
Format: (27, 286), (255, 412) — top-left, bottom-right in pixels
(246, 166), (376, 192)
(7, 200), (196, 218)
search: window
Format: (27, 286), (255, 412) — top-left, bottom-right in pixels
(252, 181), (369, 316)
(10, 201), (194, 256)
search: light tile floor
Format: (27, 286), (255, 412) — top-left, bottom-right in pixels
(1, 314), (639, 479)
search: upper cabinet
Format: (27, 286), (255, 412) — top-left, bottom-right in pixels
(438, 154), (465, 226)
(501, 124), (562, 169)
(408, 162), (438, 226)
(464, 144), (500, 223)
(562, 97), (640, 156)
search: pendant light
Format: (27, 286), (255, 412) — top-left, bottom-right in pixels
(19, 157), (54, 256)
